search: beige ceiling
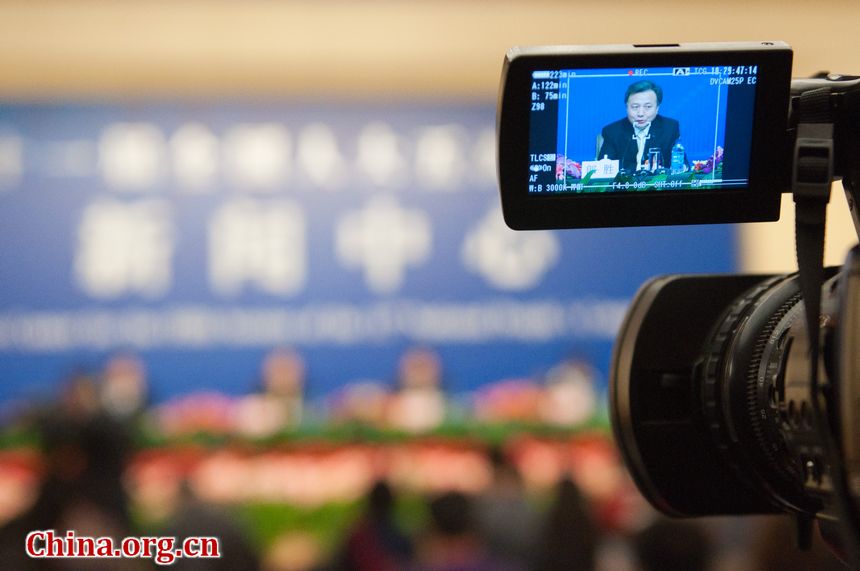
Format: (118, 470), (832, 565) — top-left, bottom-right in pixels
(0, 1), (856, 101)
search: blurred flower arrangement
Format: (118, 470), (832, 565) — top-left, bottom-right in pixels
(473, 379), (543, 423)
(154, 392), (237, 436)
(555, 155), (582, 180)
(692, 146), (724, 175)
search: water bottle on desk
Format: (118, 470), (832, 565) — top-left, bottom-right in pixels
(670, 141), (685, 174)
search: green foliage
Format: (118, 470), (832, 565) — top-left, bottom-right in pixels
(236, 500), (362, 553)
(235, 491), (430, 559)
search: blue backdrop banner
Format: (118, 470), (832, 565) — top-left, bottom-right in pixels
(0, 103), (737, 405)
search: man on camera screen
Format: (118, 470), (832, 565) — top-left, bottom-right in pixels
(597, 80), (683, 172)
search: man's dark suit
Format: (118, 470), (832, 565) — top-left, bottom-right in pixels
(597, 115), (681, 172)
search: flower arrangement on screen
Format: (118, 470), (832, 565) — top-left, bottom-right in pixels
(555, 155), (582, 179)
(692, 145), (724, 175)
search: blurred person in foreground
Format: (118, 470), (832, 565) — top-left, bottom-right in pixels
(336, 480), (413, 571)
(0, 372), (135, 568)
(534, 475), (599, 571)
(417, 491), (521, 571)
(474, 447), (539, 568)
(164, 481), (259, 571)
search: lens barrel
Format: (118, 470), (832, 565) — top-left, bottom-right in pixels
(610, 271), (835, 517)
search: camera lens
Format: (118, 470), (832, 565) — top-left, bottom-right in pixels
(697, 274), (818, 514)
(610, 271), (836, 517)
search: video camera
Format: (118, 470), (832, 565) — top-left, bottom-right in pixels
(497, 41), (860, 564)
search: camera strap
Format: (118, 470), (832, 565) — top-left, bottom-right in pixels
(792, 89), (833, 387)
(792, 88), (833, 549)
(792, 88), (860, 565)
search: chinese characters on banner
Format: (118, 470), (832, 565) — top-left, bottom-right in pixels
(0, 105), (735, 402)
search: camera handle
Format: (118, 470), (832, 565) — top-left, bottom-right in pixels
(791, 87), (860, 565)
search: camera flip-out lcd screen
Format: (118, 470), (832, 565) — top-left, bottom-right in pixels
(530, 65), (755, 194)
(498, 43), (793, 229)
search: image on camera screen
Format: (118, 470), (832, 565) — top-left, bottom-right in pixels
(527, 65), (758, 194)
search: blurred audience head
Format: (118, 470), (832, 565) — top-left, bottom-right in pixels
(487, 445), (521, 486)
(367, 480), (395, 520)
(429, 491), (473, 537)
(534, 475), (598, 571)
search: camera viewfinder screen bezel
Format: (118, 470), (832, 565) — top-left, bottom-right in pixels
(497, 42), (793, 230)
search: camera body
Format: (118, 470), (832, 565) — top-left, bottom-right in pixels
(496, 41), (860, 561)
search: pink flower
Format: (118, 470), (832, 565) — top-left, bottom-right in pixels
(473, 379), (543, 422)
(555, 160), (565, 179)
(555, 155), (581, 180)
